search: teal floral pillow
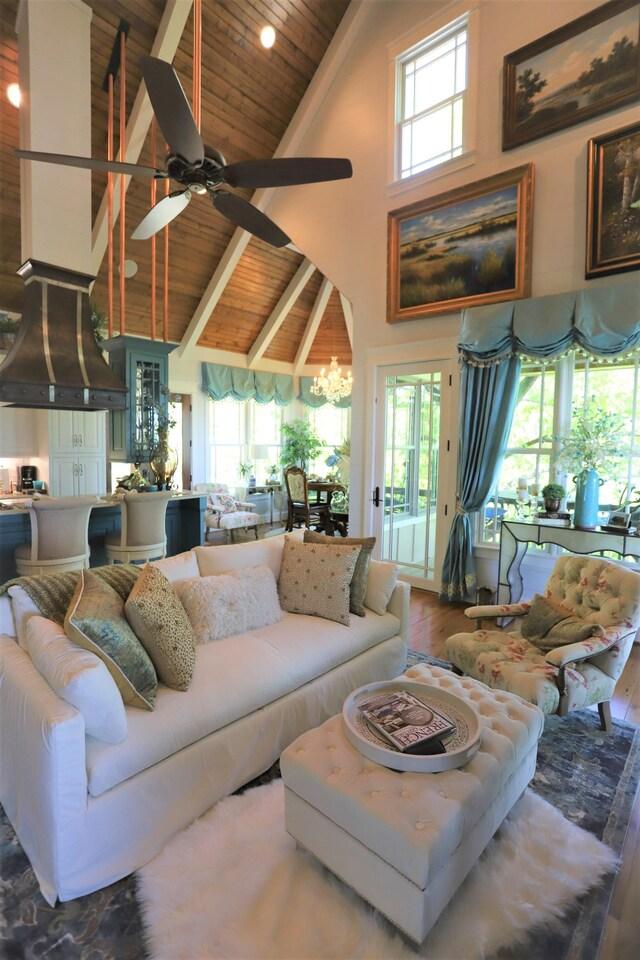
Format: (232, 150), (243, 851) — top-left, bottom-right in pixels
(65, 570), (157, 710)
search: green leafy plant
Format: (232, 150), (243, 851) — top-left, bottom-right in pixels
(239, 462), (253, 480)
(280, 419), (323, 470)
(90, 304), (109, 342)
(541, 483), (565, 500)
(555, 400), (626, 475)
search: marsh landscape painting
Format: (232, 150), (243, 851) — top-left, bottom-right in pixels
(503, 0), (640, 149)
(387, 165), (533, 322)
(587, 121), (640, 277)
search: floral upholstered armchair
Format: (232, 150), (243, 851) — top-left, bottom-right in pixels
(193, 483), (261, 543)
(445, 556), (640, 731)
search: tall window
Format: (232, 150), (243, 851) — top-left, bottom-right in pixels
(308, 406), (351, 477)
(250, 402), (283, 479)
(396, 16), (468, 179)
(208, 399), (284, 487)
(479, 354), (640, 545)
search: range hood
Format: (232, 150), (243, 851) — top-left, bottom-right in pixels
(0, 260), (127, 411)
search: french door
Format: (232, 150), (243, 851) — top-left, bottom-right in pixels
(372, 361), (455, 592)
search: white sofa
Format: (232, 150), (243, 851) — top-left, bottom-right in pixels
(0, 532), (409, 905)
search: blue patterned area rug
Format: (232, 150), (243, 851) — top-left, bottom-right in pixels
(1, 660), (639, 960)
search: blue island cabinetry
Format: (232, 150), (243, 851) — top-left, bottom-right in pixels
(0, 494), (206, 584)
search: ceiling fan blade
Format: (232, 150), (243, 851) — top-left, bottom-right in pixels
(16, 149), (163, 179)
(131, 191), (191, 240)
(221, 157), (353, 189)
(141, 56), (204, 165)
(212, 191), (290, 248)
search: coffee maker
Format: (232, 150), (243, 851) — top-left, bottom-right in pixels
(20, 465), (37, 491)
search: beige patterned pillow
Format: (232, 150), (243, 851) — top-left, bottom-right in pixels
(125, 564), (196, 691)
(303, 531), (375, 616)
(278, 536), (361, 626)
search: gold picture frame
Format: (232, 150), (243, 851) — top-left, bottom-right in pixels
(387, 164), (534, 323)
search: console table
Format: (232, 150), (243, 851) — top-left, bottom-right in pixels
(497, 519), (640, 605)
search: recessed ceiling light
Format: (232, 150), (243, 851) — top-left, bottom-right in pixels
(123, 259), (138, 279)
(6, 83), (21, 108)
(260, 25), (276, 49)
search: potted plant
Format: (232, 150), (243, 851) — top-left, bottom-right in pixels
(280, 419), (323, 472)
(541, 482), (565, 514)
(555, 400), (625, 529)
(239, 462), (255, 491)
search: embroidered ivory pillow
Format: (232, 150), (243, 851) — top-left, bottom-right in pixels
(125, 564), (196, 691)
(175, 565), (281, 644)
(278, 536), (361, 626)
(303, 531), (376, 617)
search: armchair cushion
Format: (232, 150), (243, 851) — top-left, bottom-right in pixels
(464, 602), (530, 619)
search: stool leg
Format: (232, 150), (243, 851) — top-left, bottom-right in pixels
(597, 701), (612, 734)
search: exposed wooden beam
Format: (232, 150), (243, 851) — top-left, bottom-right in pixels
(176, 0), (370, 359)
(294, 276), (333, 374)
(339, 291), (353, 350)
(90, 0), (193, 277)
(247, 259), (316, 368)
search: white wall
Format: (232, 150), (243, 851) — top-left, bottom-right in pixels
(260, 0), (640, 592)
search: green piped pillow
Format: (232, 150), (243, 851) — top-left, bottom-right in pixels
(65, 570), (157, 710)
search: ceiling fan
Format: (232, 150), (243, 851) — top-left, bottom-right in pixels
(16, 56), (353, 249)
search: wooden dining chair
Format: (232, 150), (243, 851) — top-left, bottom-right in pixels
(283, 467), (331, 533)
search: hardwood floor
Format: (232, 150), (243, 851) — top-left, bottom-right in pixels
(409, 588), (640, 960)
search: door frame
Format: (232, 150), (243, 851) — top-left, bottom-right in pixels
(362, 341), (459, 593)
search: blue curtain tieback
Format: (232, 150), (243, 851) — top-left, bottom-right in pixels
(455, 504), (469, 516)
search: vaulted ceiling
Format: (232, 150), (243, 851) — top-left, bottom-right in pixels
(0, 0), (352, 368)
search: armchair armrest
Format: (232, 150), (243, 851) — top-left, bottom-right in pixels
(464, 602), (530, 620)
(545, 626), (635, 668)
(235, 500), (255, 511)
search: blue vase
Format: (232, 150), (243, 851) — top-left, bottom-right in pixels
(573, 469), (603, 529)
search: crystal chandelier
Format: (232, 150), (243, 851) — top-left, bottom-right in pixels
(310, 356), (353, 403)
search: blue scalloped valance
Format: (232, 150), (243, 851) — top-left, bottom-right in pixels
(298, 376), (351, 408)
(202, 363), (294, 405)
(459, 279), (640, 364)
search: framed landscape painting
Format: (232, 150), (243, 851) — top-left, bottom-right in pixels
(387, 164), (534, 323)
(503, 0), (640, 150)
(586, 120), (640, 277)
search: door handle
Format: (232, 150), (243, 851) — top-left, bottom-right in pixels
(372, 486), (381, 507)
(79, 463), (84, 477)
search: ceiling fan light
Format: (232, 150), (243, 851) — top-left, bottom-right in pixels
(7, 82), (21, 108)
(260, 25), (276, 49)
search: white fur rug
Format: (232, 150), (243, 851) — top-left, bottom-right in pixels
(138, 780), (616, 960)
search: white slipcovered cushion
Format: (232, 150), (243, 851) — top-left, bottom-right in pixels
(365, 560), (399, 615)
(175, 565), (282, 644)
(7, 585), (40, 649)
(0, 594), (16, 638)
(25, 615), (127, 744)
(151, 550), (200, 584)
(85, 607), (401, 797)
(195, 529), (303, 579)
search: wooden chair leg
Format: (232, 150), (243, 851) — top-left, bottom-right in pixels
(253, 525), (259, 540)
(598, 701), (613, 734)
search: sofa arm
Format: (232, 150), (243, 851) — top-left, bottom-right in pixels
(387, 581), (410, 645)
(0, 636), (87, 905)
(464, 602), (530, 620)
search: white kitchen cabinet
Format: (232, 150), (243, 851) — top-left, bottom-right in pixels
(47, 411), (107, 496)
(49, 454), (106, 497)
(48, 411), (105, 455)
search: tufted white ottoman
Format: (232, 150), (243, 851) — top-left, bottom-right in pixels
(281, 665), (543, 943)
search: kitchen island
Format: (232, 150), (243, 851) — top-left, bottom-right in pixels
(0, 492), (206, 584)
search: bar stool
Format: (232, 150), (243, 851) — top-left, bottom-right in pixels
(15, 496), (95, 577)
(105, 491), (172, 564)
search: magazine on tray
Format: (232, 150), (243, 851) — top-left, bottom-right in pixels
(359, 690), (455, 754)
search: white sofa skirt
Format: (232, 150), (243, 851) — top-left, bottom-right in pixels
(0, 632), (406, 905)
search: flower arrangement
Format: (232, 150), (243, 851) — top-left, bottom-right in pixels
(555, 400), (626, 475)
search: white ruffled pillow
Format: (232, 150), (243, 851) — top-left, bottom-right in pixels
(176, 564), (281, 644)
(25, 615), (127, 743)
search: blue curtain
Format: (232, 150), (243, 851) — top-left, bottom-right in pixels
(202, 363), (293, 405)
(299, 376), (351, 408)
(440, 356), (521, 602)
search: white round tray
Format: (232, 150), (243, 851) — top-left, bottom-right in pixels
(342, 679), (482, 773)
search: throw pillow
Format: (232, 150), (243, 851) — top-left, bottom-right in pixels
(520, 594), (568, 640)
(175, 564), (281, 644)
(65, 571), (157, 710)
(278, 536), (361, 626)
(125, 564), (196, 691)
(364, 561), (398, 616)
(303, 532), (376, 617)
(216, 494), (237, 513)
(151, 550), (200, 584)
(532, 617), (605, 651)
(25, 615), (127, 743)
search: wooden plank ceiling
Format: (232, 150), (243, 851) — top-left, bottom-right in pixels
(0, 0), (351, 368)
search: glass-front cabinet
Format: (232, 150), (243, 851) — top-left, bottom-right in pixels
(102, 336), (175, 462)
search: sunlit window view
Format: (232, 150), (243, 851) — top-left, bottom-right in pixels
(397, 17), (468, 178)
(381, 372), (441, 581)
(480, 354), (640, 545)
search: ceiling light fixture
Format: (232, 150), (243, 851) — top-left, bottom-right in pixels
(310, 357), (353, 404)
(7, 82), (21, 108)
(260, 25), (276, 49)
